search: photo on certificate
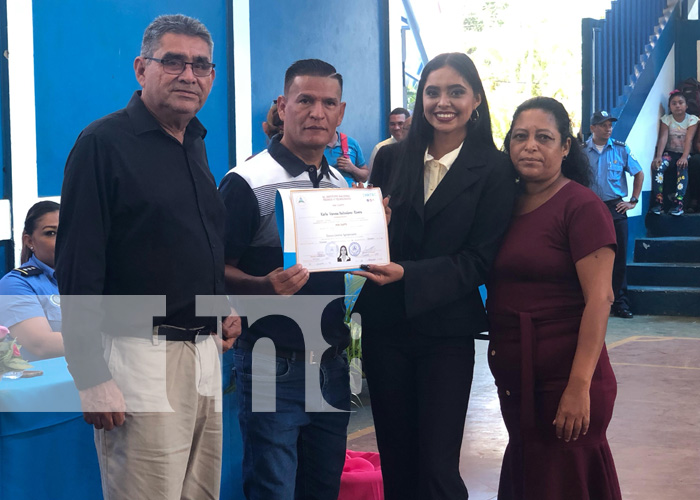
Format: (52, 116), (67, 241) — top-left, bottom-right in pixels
(275, 187), (390, 272)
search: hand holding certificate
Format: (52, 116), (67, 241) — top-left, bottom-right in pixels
(275, 187), (390, 272)
(354, 262), (404, 286)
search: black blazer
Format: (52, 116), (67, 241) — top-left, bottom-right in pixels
(358, 138), (517, 337)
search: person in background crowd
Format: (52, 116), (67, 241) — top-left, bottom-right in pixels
(585, 110), (643, 319)
(0, 201), (63, 360)
(369, 114), (414, 194)
(489, 96), (621, 500)
(262, 100), (284, 140)
(368, 107), (411, 171)
(369, 116), (413, 196)
(325, 129), (368, 186)
(247, 100), (285, 161)
(354, 52), (516, 500)
(55, 15), (239, 500)
(219, 58), (351, 500)
(650, 90), (698, 216)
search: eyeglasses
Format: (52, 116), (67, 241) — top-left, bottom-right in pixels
(144, 57), (215, 77)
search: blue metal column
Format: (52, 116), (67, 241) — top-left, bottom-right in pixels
(582, 17), (603, 133)
(610, 5), (616, 110)
(604, 8), (612, 110)
(675, 13), (699, 83)
(401, 0), (429, 66)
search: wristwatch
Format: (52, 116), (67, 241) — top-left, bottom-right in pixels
(629, 196), (639, 204)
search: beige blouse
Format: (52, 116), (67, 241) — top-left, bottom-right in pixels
(423, 142), (464, 203)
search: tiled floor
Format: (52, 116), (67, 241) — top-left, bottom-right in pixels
(346, 315), (700, 500)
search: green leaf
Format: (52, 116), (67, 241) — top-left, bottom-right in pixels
(0, 339), (32, 372)
(5, 358), (32, 370)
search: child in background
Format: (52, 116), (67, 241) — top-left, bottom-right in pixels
(650, 90), (698, 216)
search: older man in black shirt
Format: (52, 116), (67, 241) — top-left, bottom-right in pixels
(55, 15), (238, 500)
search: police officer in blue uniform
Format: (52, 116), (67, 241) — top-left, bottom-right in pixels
(585, 111), (644, 318)
(0, 201), (63, 360)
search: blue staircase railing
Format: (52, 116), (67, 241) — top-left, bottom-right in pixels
(401, 0), (429, 67)
(582, 0), (672, 130)
(400, 0), (429, 109)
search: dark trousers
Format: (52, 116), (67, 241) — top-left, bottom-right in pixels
(604, 199), (630, 311)
(362, 326), (475, 500)
(651, 151), (687, 208)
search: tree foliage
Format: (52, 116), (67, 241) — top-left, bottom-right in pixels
(464, 2), (508, 32)
(458, 0), (584, 146)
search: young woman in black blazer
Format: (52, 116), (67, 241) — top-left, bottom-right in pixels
(356, 52), (517, 500)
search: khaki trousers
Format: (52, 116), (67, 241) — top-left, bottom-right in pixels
(95, 334), (222, 500)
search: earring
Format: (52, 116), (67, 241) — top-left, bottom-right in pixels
(30, 247), (34, 252)
(471, 109), (480, 122)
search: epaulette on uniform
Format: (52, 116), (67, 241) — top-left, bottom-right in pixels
(613, 139), (626, 147)
(13, 265), (42, 277)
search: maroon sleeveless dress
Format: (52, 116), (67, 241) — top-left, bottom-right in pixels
(486, 181), (622, 500)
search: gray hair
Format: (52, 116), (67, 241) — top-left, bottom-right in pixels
(140, 14), (213, 59)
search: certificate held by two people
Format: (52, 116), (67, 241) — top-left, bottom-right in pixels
(275, 187), (390, 272)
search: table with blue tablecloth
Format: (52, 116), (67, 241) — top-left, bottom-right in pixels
(0, 353), (244, 499)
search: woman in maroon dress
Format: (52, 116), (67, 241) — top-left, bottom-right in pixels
(487, 97), (622, 500)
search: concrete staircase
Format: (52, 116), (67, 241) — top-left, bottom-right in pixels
(612, 0), (679, 117)
(628, 213), (700, 316)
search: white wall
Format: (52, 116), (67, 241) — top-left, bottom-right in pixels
(6, 0), (38, 266)
(388, 0), (405, 111)
(233, 0), (252, 166)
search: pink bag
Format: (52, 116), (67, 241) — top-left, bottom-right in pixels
(338, 450), (384, 500)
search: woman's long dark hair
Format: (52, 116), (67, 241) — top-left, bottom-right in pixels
(21, 200), (60, 264)
(503, 97), (591, 187)
(388, 53), (496, 253)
